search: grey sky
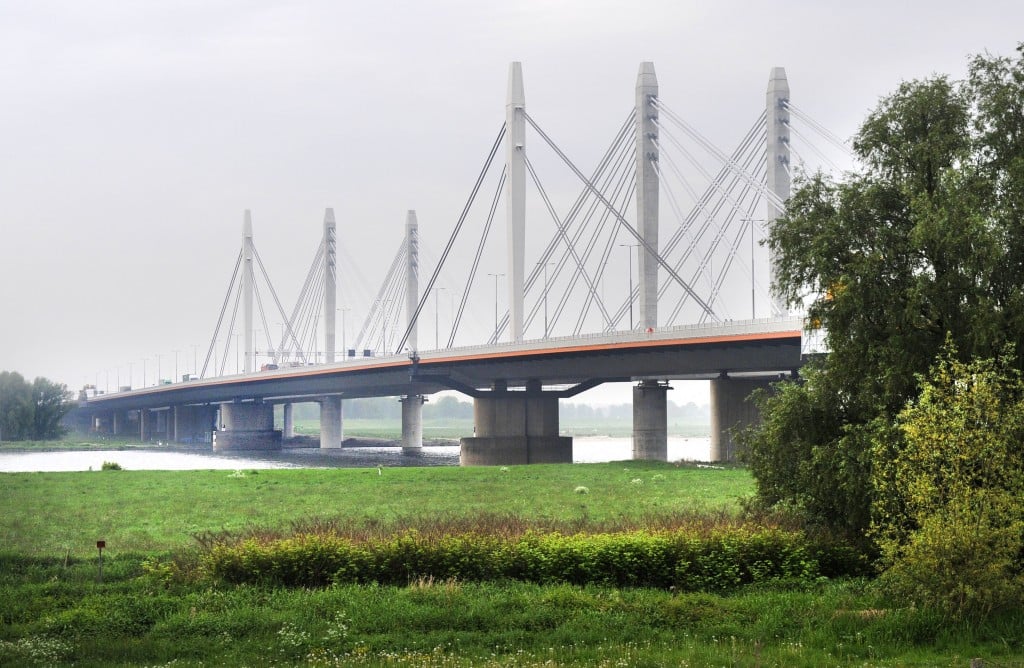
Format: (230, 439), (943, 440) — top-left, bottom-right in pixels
(1, 0), (1021, 405)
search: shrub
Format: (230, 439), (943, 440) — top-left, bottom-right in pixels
(204, 527), (856, 591)
(100, 461), (122, 471)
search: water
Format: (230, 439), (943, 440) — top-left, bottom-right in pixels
(0, 437), (711, 472)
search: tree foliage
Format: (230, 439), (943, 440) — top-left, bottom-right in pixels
(745, 44), (1024, 540)
(0, 371), (72, 441)
(873, 348), (1024, 618)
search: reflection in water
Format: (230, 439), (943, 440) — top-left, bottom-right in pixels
(0, 437), (711, 473)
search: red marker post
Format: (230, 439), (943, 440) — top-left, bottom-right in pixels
(96, 540), (105, 583)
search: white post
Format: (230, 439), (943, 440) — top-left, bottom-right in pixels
(636, 62), (659, 331)
(506, 61), (526, 342)
(324, 208), (337, 363)
(766, 67), (791, 316)
(405, 210), (419, 352)
(242, 210), (254, 373)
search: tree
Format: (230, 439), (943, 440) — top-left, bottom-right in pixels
(0, 371), (72, 441)
(745, 44), (1024, 540)
(873, 347), (1024, 619)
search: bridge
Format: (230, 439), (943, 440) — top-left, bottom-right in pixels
(76, 61), (841, 464)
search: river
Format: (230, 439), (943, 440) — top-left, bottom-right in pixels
(0, 436), (711, 472)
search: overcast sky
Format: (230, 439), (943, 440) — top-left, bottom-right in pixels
(2, 0), (1021, 406)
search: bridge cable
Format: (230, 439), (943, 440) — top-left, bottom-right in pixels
(353, 242), (405, 352)
(452, 167), (505, 347)
(782, 102), (853, 155)
(654, 100), (785, 211)
(218, 275), (244, 377)
(394, 123), (507, 354)
(523, 111), (718, 321)
(200, 249), (242, 379)
(783, 119), (844, 172)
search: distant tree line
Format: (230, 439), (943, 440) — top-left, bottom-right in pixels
(0, 371), (73, 441)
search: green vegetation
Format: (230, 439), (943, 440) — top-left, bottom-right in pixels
(0, 371), (72, 441)
(3, 464), (1022, 665)
(746, 44), (1024, 621)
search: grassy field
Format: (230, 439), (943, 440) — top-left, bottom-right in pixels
(1, 462), (748, 558)
(2, 463), (1022, 666)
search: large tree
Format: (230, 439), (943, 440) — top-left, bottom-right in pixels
(745, 45), (1024, 540)
(0, 371), (72, 441)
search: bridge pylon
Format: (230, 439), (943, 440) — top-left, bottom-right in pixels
(506, 62), (526, 342)
(402, 210), (424, 452)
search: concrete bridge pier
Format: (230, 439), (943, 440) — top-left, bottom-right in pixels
(709, 376), (774, 462)
(112, 410), (123, 436)
(460, 382), (572, 465)
(282, 403), (295, 439)
(213, 400), (281, 451)
(632, 380), (669, 461)
(401, 395), (425, 453)
(139, 409), (152, 442)
(320, 396), (343, 448)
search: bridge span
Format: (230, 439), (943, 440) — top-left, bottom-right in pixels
(79, 317), (803, 464)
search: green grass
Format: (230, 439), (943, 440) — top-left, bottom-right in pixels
(0, 462), (750, 558)
(2, 464), (1021, 666)
(0, 436), (151, 452)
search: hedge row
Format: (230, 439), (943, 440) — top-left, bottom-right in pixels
(205, 528), (864, 590)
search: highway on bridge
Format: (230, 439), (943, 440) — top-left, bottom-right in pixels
(83, 317), (803, 411)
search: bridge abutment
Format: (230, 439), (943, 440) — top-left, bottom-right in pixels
(461, 387), (572, 465)
(320, 396), (343, 448)
(632, 380), (669, 461)
(709, 376), (773, 462)
(213, 401), (281, 451)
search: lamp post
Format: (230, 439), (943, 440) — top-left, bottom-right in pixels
(142, 358), (147, 388)
(618, 244), (638, 330)
(487, 273), (504, 339)
(539, 262), (554, 338)
(172, 350), (180, 383)
(155, 353), (162, 385)
(338, 308), (350, 359)
(432, 288), (446, 349)
(127, 361), (133, 389)
(191, 344), (198, 378)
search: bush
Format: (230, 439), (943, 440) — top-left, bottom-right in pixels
(100, 461), (122, 471)
(204, 527), (858, 591)
(873, 348), (1024, 619)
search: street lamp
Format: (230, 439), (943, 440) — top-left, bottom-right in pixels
(538, 262), (554, 338)
(338, 308), (350, 359)
(155, 353), (162, 385)
(432, 288), (446, 349)
(172, 350), (180, 383)
(618, 244), (639, 330)
(487, 273), (504, 339)
(142, 358), (148, 388)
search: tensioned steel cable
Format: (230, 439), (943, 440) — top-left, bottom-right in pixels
(783, 102), (853, 155)
(784, 120), (844, 172)
(524, 110), (717, 320)
(395, 124), (506, 354)
(200, 249), (242, 379)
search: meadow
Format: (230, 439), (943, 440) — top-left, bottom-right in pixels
(1, 462), (1022, 666)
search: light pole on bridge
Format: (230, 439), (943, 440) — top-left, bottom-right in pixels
(619, 244), (639, 331)
(432, 288), (446, 349)
(538, 262), (554, 338)
(487, 273), (504, 340)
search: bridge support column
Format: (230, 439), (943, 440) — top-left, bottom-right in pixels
(632, 380), (669, 461)
(282, 403), (295, 439)
(709, 377), (773, 462)
(401, 395), (425, 453)
(213, 401), (281, 451)
(461, 385), (572, 465)
(139, 409), (152, 442)
(112, 411), (123, 436)
(320, 396), (343, 449)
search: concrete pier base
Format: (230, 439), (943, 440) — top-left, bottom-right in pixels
(401, 395), (425, 453)
(460, 392), (572, 465)
(282, 403), (294, 439)
(709, 377), (774, 462)
(112, 411), (123, 436)
(632, 380), (669, 461)
(213, 401), (281, 451)
(320, 396), (343, 449)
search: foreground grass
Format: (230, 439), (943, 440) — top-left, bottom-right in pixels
(3, 464), (1021, 666)
(2, 554), (1021, 667)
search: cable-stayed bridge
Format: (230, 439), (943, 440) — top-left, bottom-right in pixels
(77, 62), (847, 464)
